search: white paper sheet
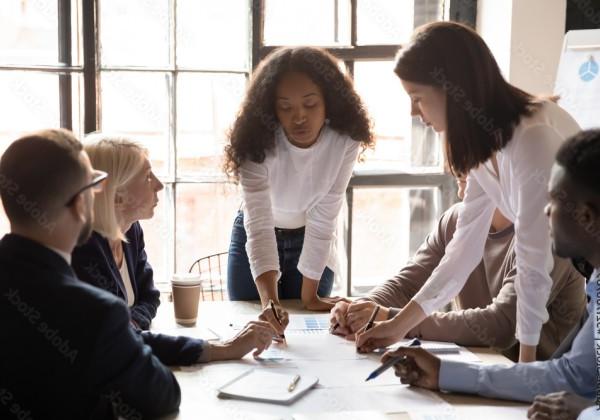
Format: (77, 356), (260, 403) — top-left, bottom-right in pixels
(256, 334), (367, 361)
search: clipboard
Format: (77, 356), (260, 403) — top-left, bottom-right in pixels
(217, 369), (319, 405)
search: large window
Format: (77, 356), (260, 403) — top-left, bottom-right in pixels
(1, 0), (471, 295)
(0, 0), (83, 236)
(97, 0), (249, 284)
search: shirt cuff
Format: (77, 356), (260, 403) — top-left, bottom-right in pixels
(577, 406), (599, 420)
(439, 360), (480, 394)
(251, 265), (281, 282)
(197, 341), (211, 363)
(297, 262), (325, 281)
(515, 331), (541, 346)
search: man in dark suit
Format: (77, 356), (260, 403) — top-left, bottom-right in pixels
(0, 129), (275, 419)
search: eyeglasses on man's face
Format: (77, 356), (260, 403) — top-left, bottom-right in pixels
(65, 170), (108, 207)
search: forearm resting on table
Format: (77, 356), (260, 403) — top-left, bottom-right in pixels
(255, 270), (279, 306)
(301, 276), (320, 306)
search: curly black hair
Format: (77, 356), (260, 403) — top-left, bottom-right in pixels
(556, 129), (600, 195)
(224, 46), (374, 179)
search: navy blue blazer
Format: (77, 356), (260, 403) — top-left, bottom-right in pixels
(72, 222), (160, 330)
(0, 234), (195, 419)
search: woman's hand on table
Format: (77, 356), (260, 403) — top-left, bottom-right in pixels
(303, 295), (349, 311)
(208, 320), (277, 361)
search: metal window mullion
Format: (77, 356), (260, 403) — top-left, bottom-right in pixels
(58, 0), (73, 130)
(251, 0), (264, 70)
(0, 65), (81, 72)
(346, 186), (354, 296)
(350, 0), (357, 46)
(169, 0), (177, 276)
(82, 0), (99, 133)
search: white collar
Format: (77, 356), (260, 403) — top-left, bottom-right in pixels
(46, 245), (72, 266)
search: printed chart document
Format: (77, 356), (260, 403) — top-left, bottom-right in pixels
(227, 314), (331, 335)
(217, 369), (318, 404)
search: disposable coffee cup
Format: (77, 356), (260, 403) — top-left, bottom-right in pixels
(171, 273), (202, 326)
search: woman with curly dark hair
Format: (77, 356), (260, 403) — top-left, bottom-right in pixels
(224, 46), (373, 331)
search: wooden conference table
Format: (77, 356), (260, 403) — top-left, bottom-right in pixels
(151, 299), (529, 420)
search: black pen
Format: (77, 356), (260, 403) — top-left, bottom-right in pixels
(364, 305), (381, 332)
(365, 338), (421, 381)
(269, 299), (286, 342)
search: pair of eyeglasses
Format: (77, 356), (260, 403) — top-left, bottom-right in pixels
(65, 170), (108, 207)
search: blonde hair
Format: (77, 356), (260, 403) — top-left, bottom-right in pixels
(84, 133), (147, 242)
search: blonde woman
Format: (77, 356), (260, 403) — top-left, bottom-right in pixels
(72, 135), (163, 330)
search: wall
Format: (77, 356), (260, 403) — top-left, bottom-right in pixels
(477, 0), (567, 95)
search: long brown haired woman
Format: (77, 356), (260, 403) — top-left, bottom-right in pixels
(224, 46), (373, 333)
(356, 22), (580, 362)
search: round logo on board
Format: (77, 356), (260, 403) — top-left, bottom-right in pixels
(579, 56), (598, 82)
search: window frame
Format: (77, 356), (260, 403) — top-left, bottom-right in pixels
(2, 0), (475, 292)
(0, 0), (78, 132)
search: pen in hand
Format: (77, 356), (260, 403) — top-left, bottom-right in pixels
(365, 338), (421, 381)
(269, 299), (286, 343)
(364, 305), (381, 332)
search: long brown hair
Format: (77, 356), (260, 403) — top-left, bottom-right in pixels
(224, 46), (373, 179)
(395, 21), (539, 175)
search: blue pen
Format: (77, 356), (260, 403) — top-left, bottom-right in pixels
(365, 338), (421, 382)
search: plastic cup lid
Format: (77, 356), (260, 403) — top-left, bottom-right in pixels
(171, 273), (202, 286)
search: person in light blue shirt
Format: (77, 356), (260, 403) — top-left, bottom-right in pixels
(380, 129), (600, 420)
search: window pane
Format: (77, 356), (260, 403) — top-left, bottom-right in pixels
(414, 0), (445, 28)
(264, 0), (351, 46)
(353, 61), (412, 168)
(100, 71), (170, 176)
(350, 186), (440, 293)
(139, 186), (172, 286)
(176, 73), (245, 178)
(0, 72), (60, 150)
(0, 0), (59, 65)
(177, 0), (249, 70)
(357, 0), (413, 45)
(175, 183), (240, 277)
(99, 0), (170, 67)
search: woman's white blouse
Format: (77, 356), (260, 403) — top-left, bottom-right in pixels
(413, 101), (580, 346)
(240, 125), (360, 282)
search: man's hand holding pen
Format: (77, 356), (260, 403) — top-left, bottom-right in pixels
(381, 347), (441, 391)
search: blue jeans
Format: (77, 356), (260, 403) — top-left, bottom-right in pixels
(227, 211), (334, 301)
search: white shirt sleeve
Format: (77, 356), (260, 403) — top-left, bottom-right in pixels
(240, 159), (280, 280)
(412, 173), (496, 315)
(510, 125), (559, 345)
(297, 141), (360, 280)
